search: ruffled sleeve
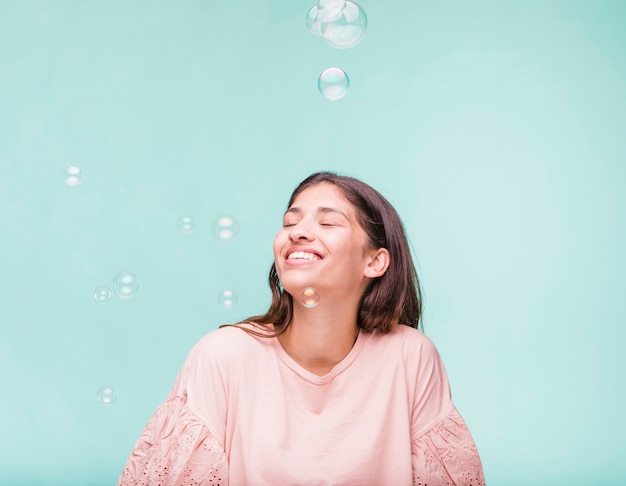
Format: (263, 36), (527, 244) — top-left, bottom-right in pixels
(411, 407), (485, 486)
(117, 395), (228, 486)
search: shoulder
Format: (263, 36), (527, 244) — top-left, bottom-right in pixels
(187, 322), (273, 365)
(168, 323), (275, 399)
(384, 324), (439, 353)
(367, 324), (442, 366)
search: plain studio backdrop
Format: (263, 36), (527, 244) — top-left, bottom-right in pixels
(1, 1), (625, 484)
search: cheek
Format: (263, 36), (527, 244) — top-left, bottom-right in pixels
(273, 231), (286, 259)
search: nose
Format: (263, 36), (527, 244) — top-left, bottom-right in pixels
(288, 220), (314, 241)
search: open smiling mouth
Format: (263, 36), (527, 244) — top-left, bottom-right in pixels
(286, 251), (322, 261)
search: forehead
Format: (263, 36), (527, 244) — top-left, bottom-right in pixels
(289, 182), (351, 209)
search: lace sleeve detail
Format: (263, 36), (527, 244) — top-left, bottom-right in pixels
(411, 407), (485, 486)
(117, 395), (228, 486)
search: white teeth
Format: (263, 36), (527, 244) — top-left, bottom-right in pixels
(288, 251), (319, 261)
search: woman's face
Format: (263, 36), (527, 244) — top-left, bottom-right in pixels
(273, 182), (377, 305)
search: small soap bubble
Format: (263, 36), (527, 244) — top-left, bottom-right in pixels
(96, 385), (118, 406)
(113, 271), (141, 299)
(323, 0), (368, 49)
(218, 289), (238, 308)
(93, 285), (113, 304)
(318, 67), (350, 101)
(63, 165), (84, 186)
(212, 215), (240, 241)
(300, 287), (320, 308)
(177, 214), (196, 233)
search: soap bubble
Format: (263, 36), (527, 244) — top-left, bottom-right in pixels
(306, 5), (324, 36)
(63, 165), (84, 186)
(318, 67), (350, 101)
(306, 0), (367, 49)
(318, 0), (346, 8)
(300, 287), (320, 308)
(93, 285), (113, 304)
(113, 271), (141, 299)
(218, 289), (238, 308)
(212, 215), (239, 241)
(177, 215), (196, 233)
(306, 1), (345, 37)
(323, 1), (367, 49)
(96, 385), (118, 406)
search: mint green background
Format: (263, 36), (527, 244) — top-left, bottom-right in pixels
(1, 1), (625, 484)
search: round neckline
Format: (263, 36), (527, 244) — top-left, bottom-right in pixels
(270, 328), (367, 385)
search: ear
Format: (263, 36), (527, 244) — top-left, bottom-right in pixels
(364, 247), (390, 279)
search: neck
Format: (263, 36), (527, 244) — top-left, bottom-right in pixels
(277, 302), (360, 376)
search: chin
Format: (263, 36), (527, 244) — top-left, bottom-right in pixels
(280, 278), (320, 296)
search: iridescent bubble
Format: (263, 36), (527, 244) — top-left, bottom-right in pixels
(300, 287), (320, 308)
(113, 271), (141, 299)
(93, 285), (113, 304)
(306, 0), (367, 49)
(63, 165), (84, 186)
(306, 5), (324, 36)
(218, 289), (238, 308)
(318, 67), (350, 101)
(318, 0), (346, 8)
(96, 385), (118, 406)
(177, 214), (196, 233)
(212, 215), (240, 241)
(323, 0), (367, 49)
(306, 1), (345, 37)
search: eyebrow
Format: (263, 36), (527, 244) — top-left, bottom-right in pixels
(284, 206), (350, 220)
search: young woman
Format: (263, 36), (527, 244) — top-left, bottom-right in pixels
(118, 172), (485, 485)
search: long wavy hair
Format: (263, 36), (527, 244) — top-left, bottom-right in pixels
(223, 171), (423, 336)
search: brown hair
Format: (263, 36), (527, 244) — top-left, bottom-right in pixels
(223, 171), (423, 336)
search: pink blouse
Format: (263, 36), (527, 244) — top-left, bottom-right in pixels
(118, 323), (485, 485)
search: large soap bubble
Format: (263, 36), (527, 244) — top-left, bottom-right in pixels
(306, 5), (324, 36)
(306, 1), (345, 36)
(306, 0), (367, 49)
